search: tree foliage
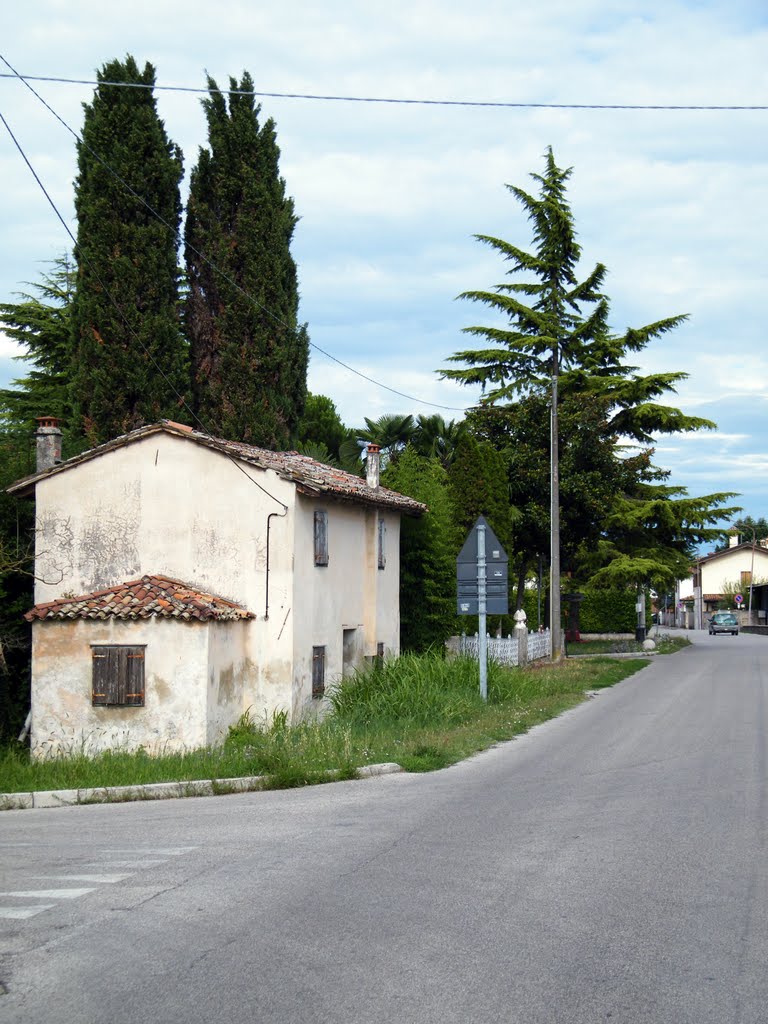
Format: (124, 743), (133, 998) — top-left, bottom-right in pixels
(72, 56), (188, 444)
(184, 71), (308, 448)
(381, 447), (458, 651)
(715, 516), (768, 552)
(295, 393), (349, 462)
(0, 256), (76, 434)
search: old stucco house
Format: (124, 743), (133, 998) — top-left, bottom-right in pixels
(9, 419), (424, 757)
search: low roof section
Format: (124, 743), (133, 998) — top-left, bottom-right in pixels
(26, 574), (254, 623)
(8, 420), (427, 516)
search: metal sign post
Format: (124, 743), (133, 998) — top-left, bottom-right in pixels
(457, 515), (508, 702)
(477, 523), (487, 701)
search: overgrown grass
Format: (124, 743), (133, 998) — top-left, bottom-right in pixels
(0, 652), (651, 795)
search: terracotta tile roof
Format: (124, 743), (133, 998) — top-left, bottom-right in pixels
(7, 421), (427, 515)
(25, 575), (254, 623)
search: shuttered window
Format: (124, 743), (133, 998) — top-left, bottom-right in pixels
(377, 517), (386, 570)
(314, 510), (329, 566)
(312, 646), (326, 699)
(92, 646), (145, 707)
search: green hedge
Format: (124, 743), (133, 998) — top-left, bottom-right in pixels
(456, 586), (650, 637)
(577, 588), (651, 633)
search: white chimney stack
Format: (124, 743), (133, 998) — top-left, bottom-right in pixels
(35, 416), (63, 472)
(366, 443), (381, 489)
(728, 533), (739, 548)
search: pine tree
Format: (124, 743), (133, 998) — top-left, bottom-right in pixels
(442, 149), (737, 635)
(71, 56), (187, 444)
(184, 72), (308, 448)
(0, 256), (76, 435)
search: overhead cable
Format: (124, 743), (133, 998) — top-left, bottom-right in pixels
(0, 72), (765, 110)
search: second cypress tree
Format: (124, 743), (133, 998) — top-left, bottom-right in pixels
(184, 72), (309, 448)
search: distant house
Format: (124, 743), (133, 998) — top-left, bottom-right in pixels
(8, 419), (424, 757)
(690, 535), (768, 628)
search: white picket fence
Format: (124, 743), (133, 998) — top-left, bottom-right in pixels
(455, 629), (551, 666)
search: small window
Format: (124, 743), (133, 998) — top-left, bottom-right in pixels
(92, 646), (145, 707)
(376, 642), (385, 669)
(314, 510), (328, 566)
(377, 516), (386, 570)
(312, 646), (326, 699)
(741, 570), (752, 589)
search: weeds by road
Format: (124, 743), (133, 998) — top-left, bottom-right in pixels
(1, 652), (650, 796)
(568, 635), (690, 656)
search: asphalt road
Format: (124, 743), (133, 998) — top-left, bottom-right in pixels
(1, 629), (766, 1023)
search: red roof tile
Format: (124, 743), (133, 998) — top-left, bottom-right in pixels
(25, 574), (254, 623)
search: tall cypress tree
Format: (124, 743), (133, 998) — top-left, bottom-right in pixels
(72, 56), (187, 444)
(184, 72), (309, 448)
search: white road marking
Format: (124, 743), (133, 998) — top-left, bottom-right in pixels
(0, 888), (96, 899)
(100, 847), (198, 856)
(81, 859), (166, 867)
(32, 874), (132, 884)
(0, 904), (56, 920)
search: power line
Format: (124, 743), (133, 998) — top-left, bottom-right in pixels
(0, 54), (468, 413)
(1, 72), (766, 111)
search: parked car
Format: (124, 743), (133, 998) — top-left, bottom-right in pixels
(709, 612), (739, 636)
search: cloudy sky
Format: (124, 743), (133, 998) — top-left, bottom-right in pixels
(1, 0), (766, 523)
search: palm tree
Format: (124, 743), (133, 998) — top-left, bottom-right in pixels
(413, 414), (468, 468)
(341, 413), (416, 474)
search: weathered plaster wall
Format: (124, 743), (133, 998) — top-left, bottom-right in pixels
(33, 433), (296, 615)
(205, 621), (258, 745)
(374, 510), (401, 658)
(30, 618), (211, 757)
(291, 498), (401, 717)
(32, 432), (300, 725)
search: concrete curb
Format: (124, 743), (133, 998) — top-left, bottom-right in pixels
(0, 762), (404, 812)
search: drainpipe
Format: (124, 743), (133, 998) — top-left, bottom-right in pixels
(265, 507), (287, 620)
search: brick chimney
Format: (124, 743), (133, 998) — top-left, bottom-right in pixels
(35, 416), (62, 472)
(366, 443), (381, 489)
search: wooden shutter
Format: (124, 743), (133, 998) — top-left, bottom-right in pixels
(92, 646), (145, 706)
(314, 511), (328, 566)
(123, 647), (145, 706)
(92, 647), (114, 705)
(312, 646), (326, 698)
